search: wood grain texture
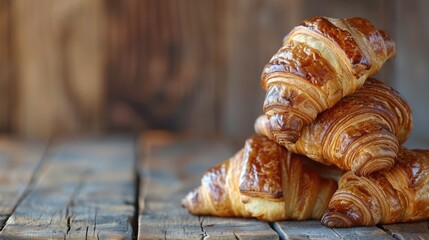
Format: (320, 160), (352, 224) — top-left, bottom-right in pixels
(11, 0), (105, 138)
(138, 132), (279, 239)
(0, 138), (46, 228)
(0, 135), (428, 238)
(380, 222), (429, 240)
(105, 0), (226, 134)
(0, 0), (11, 133)
(274, 221), (393, 240)
(0, 136), (137, 239)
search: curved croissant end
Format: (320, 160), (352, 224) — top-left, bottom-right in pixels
(261, 16), (396, 144)
(182, 160), (239, 217)
(182, 136), (338, 221)
(254, 115), (274, 139)
(256, 78), (412, 176)
(322, 148), (429, 227)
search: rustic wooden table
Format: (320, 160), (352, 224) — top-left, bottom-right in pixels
(0, 132), (427, 239)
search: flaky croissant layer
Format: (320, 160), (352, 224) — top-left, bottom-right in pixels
(256, 78), (413, 176)
(262, 16), (396, 143)
(322, 147), (429, 227)
(182, 136), (338, 221)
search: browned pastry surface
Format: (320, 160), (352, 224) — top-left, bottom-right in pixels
(261, 16), (395, 144)
(256, 78), (413, 176)
(182, 136), (339, 221)
(322, 147), (429, 227)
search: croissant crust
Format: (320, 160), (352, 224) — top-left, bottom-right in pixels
(256, 78), (413, 176)
(261, 16), (396, 143)
(182, 136), (338, 221)
(322, 147), (429, 227)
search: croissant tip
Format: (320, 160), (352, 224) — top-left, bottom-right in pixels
(377, 29), (396, 59)
(352, 151), (396, 176)
(182, 188), (199, 211)
(348, 134), (398, 176)
(264, 112), (307, 144)
(272, 131), (300, 144)
(181, 197), (188, 208)
(321, 210), (354, 228)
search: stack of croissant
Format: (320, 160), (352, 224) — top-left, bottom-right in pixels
(182, 16), (429, 227)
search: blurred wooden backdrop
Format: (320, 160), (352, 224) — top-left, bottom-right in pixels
(0, 0), (428, 146)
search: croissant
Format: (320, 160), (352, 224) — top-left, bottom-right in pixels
(322, 147), (429, 227)
(182, 136), (338, 221)
(262, 16), (396, 144)
(256, 78), (413, 176)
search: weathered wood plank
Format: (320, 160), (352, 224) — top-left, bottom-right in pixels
(0, 136), (137, 239)
(274, 221), (393, 240)
(138, 132), (279, 239)
(380, 222), (429, 240)
(0, 138), (46, 228)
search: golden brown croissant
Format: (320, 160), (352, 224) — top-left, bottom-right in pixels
(182, 136), (338, 221)
(256, 78), (413, 176)
(262, 16), (396, 144)
(322, 147), (429, 227)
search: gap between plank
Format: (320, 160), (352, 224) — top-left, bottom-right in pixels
(132, 135), (140, 240)
(132, 169), (141, 240)
(65, 169), (88, 236)
(198, 216), (208, 240)
(0, 139), (53, 232)
(268, 222), (286, 240)
(377, 224), (399, 240)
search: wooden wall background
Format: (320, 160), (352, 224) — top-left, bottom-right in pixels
(0, 0), (428, 147)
